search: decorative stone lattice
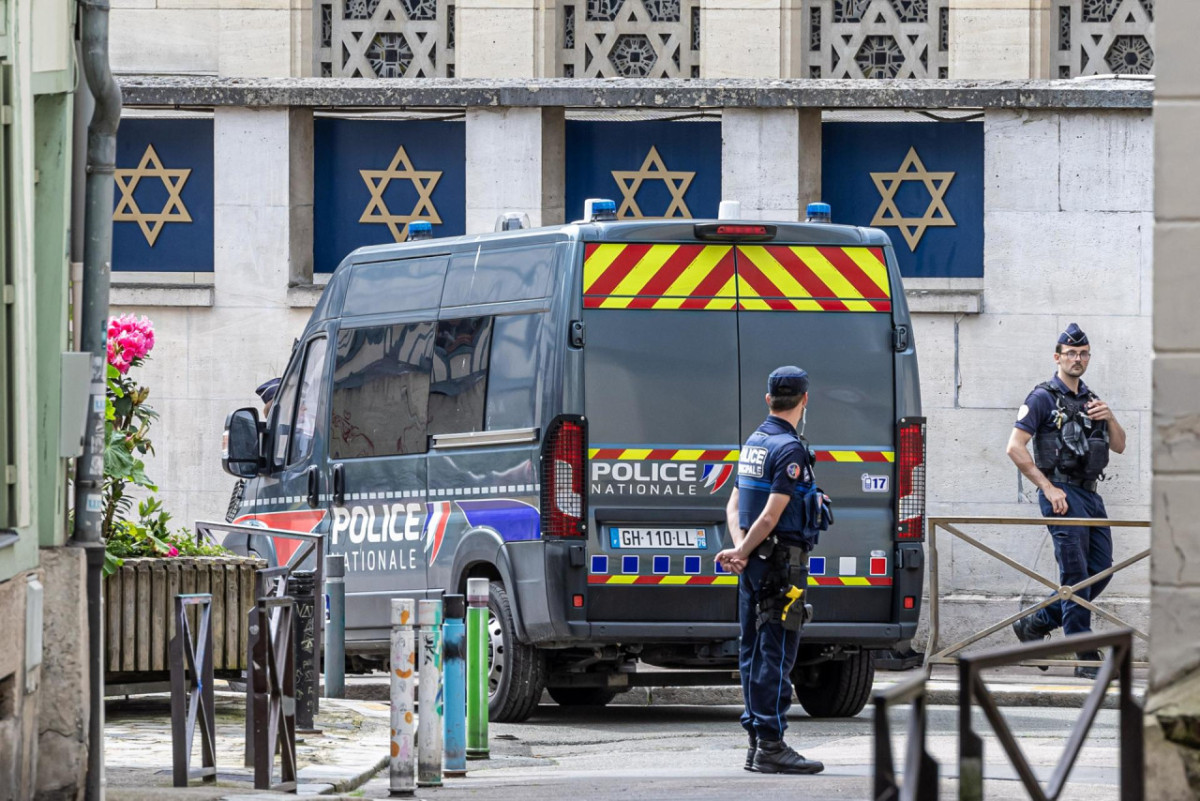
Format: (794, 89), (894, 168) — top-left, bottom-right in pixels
(317, 0), (454, 77)
(559, 0), (700, 77)
(1053, 0), (1154, 77)
(803, 0), (948, 79)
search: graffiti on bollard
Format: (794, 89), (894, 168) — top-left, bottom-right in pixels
(442, 594), (467, 777)
(389, 598), (417, 796)
(466, 578), (490, 759)
(417, 598), (445, 787)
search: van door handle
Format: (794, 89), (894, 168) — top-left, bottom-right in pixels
(332, 463), (345, 506)
(306, 466), (320, 508)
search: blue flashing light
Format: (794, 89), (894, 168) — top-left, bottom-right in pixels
(587, 198), (618, 222)
(805, 202), (832, 224)
(407, 220), (434, 241)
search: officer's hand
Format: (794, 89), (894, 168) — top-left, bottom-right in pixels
(716, 549), (747, 575)
(1085, 400), (1114, 422)
(1044, 484), (1069, 515)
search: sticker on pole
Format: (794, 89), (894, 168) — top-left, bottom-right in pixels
(861, 473), (889, 493)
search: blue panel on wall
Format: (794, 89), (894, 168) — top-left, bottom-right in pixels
(566, 120), (720, 223)
(822, 122), (984, 278)
(112, 118), (214, 272)
(315, 119), (466, 273)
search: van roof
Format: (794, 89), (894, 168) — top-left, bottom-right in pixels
(341, 219), (893, 266)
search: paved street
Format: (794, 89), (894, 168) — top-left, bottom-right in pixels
(355, 700), (1125, 801)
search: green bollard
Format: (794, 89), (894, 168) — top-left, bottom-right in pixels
(466, 578), (489, 759)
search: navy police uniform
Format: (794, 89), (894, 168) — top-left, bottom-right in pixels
(735, 367), (826, 771)
(1013, 325), (1112, 640)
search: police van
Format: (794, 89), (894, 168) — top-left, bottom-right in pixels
(221, 201), (926, 722)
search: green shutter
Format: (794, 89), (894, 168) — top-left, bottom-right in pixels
(0, 62), (12, 531)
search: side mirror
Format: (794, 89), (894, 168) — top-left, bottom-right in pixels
(222, 407), (263, 479)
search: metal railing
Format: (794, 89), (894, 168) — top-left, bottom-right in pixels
(196, 521), (326, 739)
(169, 593), (216, 787)
(924, 516), (1150, 669)
(249, 595), (298, 792)
(958, 630), (1143, 801)
(873, 669), (939, 801)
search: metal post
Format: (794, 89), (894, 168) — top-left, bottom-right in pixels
(390, 599), (417, 796)
(417, 599), (444, 787)
(288, 570), (319, 732)
(170, 594), (216, 787)
(442, 594), (467, 777)
(466, 578), (490, 759)
(324, 555), (346, 699)
(958, 659), (984, 801)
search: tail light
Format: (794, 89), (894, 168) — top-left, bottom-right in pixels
(540, 415), (588, 537)
(896, 417), (926, 540)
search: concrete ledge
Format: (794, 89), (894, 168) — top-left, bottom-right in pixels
(288, 284), (325, 308)
(117, 77), (1153, 111)
(904, 277), (984, 314)
(109, 284), (215, 307)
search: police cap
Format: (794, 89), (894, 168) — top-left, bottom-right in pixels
(255, 377), (281, 404)
(767, 366), (809, 398)
(1058, 323), (1089, 347)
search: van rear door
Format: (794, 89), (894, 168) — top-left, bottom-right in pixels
(733, 244), (896, 623)
(583, 243), (742, 625)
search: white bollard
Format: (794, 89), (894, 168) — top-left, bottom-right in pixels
(389, 599), (417, 796)
(417, 599), (445, 787)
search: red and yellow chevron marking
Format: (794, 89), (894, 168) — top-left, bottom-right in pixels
(588, 575), (739, 586)
(588, 447), (892, 463)
(735, 246), (891, 312)
(584, 243), (737, 310)
(814, 450), (895, 463)
(589, 447), (740, 462)
(587, 575), (891, 587)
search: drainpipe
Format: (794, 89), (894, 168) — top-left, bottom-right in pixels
(72, 0), (122, 797)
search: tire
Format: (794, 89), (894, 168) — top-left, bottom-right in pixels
(547, 686), (620, 707)
(793, 650), (875, 718)
(486, 580), (547, 723)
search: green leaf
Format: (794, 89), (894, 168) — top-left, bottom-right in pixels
(102, 551), (124, 578)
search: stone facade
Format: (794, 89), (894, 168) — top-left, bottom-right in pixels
(1145, 0), (1200, 795)
(110, 87), (1153, 665)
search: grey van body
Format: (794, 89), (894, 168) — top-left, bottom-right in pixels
(225, 217), (924, 720)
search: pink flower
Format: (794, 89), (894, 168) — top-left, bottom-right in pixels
(106, 314), (156, 371)
(166, 546), (180, 557)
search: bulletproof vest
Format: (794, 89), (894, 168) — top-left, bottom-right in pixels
(737, 426), (817, 546)
(1032, 382), (1110, 482)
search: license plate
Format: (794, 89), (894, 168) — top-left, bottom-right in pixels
(609, 527), (706, 550)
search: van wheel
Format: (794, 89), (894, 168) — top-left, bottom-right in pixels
(793, 651), (875, 718)
(547, 687), (620, 707)
(486, 580), (546, 723)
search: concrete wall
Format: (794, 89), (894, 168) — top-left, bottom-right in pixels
(1145, 1), (1200, 794)
(111, 104), (1154, 662)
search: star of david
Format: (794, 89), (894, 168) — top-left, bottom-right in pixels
(869, 146), (956, 251)
(611, 146), (695, 219)
(359, 145), (442, 242)
(113, 144), (193, 247)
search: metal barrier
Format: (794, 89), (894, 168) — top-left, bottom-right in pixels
(872, 670), (938, 801)
(250, 595), (298, 792)
(169, 593), (216, 787)
(925, 516), (1150, 669)
(958, 630), (1142, 801)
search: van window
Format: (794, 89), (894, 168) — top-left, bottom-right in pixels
(441, 244), (558, 307)
(486, 313), (542, 430)
(330, 323), (434, 459)
(289, 337), (328, 466)
(428, 317), (493, 436)
(343, 255), (449, 317)
(270, 350), (303, 469)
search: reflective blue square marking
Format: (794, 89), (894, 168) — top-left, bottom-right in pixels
(714, 560), (730, 574)
(591, 555), (608, 574)
(684, 556), (701, 575)
(653, 555), (670, 575)
(622, 555), (639, 574)
(808, 556), (826, 576)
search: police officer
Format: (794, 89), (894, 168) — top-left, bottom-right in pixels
(716, 366), (824, 776)
(1006, 324), (1126, 679)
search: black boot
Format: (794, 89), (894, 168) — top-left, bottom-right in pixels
(1012, 616), (1051, 672)
(1074, 650), (1117, 680)
(751, 739), (824, 775)
(745, 732), (757, 772)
